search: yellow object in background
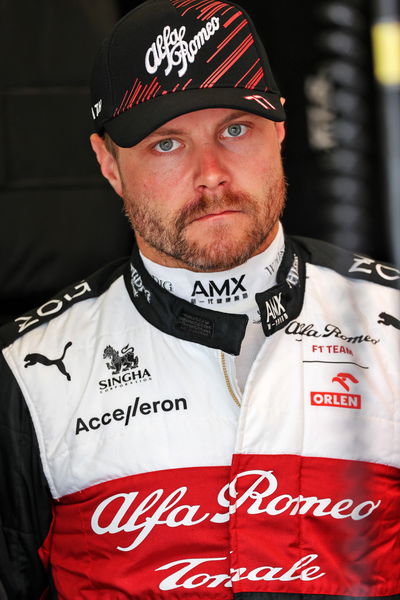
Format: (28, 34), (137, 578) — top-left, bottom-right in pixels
(372, 21), (400, 85)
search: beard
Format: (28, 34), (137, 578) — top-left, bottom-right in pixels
(122, 167), (287, 272)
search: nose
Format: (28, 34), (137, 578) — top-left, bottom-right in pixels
(193, 143), (230, 193)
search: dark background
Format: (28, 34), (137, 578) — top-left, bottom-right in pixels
(0, 0), (393, 324)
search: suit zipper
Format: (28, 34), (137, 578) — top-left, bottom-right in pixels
(220, 351), (241, 408)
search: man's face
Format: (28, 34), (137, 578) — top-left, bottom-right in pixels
(94, 108), (286, 271)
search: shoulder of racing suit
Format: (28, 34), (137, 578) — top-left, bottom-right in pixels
(0, 256), (129, 350)
(292, 235), (400, 290)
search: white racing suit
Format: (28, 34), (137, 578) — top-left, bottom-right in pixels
(0, 235), (399, 599)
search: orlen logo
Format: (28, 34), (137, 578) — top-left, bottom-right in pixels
(311, 373), (361, 410)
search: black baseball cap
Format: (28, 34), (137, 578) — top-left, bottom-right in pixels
(91, 0), (286, 148)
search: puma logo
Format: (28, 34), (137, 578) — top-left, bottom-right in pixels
(24, 341), (73, 381)
(378, 312), (400, 330)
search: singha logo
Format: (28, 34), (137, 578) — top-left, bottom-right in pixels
(103, 344), (139, 375)
(378, 312), (400, 330)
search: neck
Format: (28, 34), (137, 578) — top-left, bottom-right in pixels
(140, 223), (285, 314)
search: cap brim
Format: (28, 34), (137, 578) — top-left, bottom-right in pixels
(103, 87), (285, 148)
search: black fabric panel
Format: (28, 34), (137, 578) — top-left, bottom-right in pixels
(254, 0), (382, 259)
(0, 353), (52, 599)
(0, 93), (5, 188)
(0, 0), (119, 87)
(4, 87), (101, 187)
(0, 187), (133, 324)
(0, 0), (128, 327)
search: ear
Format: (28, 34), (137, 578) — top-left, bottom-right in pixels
(90, 133), (123, 197)
(275, 97), (286, 145)
(275, 121), (286, 145)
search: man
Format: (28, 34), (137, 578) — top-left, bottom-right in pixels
(0, 0), (399, 598)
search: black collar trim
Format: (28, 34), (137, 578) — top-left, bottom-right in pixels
(124, 237), (306, 355)
(256, 237), (307, 337)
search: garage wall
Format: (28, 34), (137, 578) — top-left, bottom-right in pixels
(0, 0), (389, 325)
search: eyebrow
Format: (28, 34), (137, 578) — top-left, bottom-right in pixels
(146, 126), (183, 138)
(147, 110), (252, 139)
(219, 110), (250, 125)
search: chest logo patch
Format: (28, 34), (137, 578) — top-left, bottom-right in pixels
(311, 372), (362, 409)
(378, 312), (400, 330)
(24, 341), (72, 381)
(103, 344), (139, 374)
(99, 343), (151, 393)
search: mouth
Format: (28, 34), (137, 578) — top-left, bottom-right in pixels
(190, 209), (243, 224)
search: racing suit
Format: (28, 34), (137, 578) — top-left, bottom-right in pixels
(0, 235), (399, 599)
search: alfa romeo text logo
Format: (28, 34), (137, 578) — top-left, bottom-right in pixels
(145, 18), (220, 78)
(90, 469), (380, 552)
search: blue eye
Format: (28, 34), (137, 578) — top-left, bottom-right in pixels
(224, 124), (247, 138)
(155, 138), (180, 152)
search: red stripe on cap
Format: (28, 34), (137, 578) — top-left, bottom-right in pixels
(126, 79), (139, 109)
(137, 84), (149, 104)
(171, 0), (191, 8)
(144, 77), (159, 102)
(247, 67), (264, 89)
(235, 58), (260, 87)
(172, 84), (180, 92)
(122, 92), (132, 112)
(202, 6), (222, 20)
(200, 1), (229, 21)
(207, 19), (247, 62)
(152, 84), (162, 98)
(179, 0), (210, 16)
(202, 34), (252, 86)
(224, 10), (242, 27)
(201, 34), (253, 88)
(182, 78), (193, 90)
(178, 0), (200, 6)
(130, 82), (143, 106)
(116, 90), (129, 115)
(174, 0), (230, 19)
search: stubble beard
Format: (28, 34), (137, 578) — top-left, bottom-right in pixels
(122, 168), (287, 272)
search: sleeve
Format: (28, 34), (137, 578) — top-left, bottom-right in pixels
(0, 352), (54, 599)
